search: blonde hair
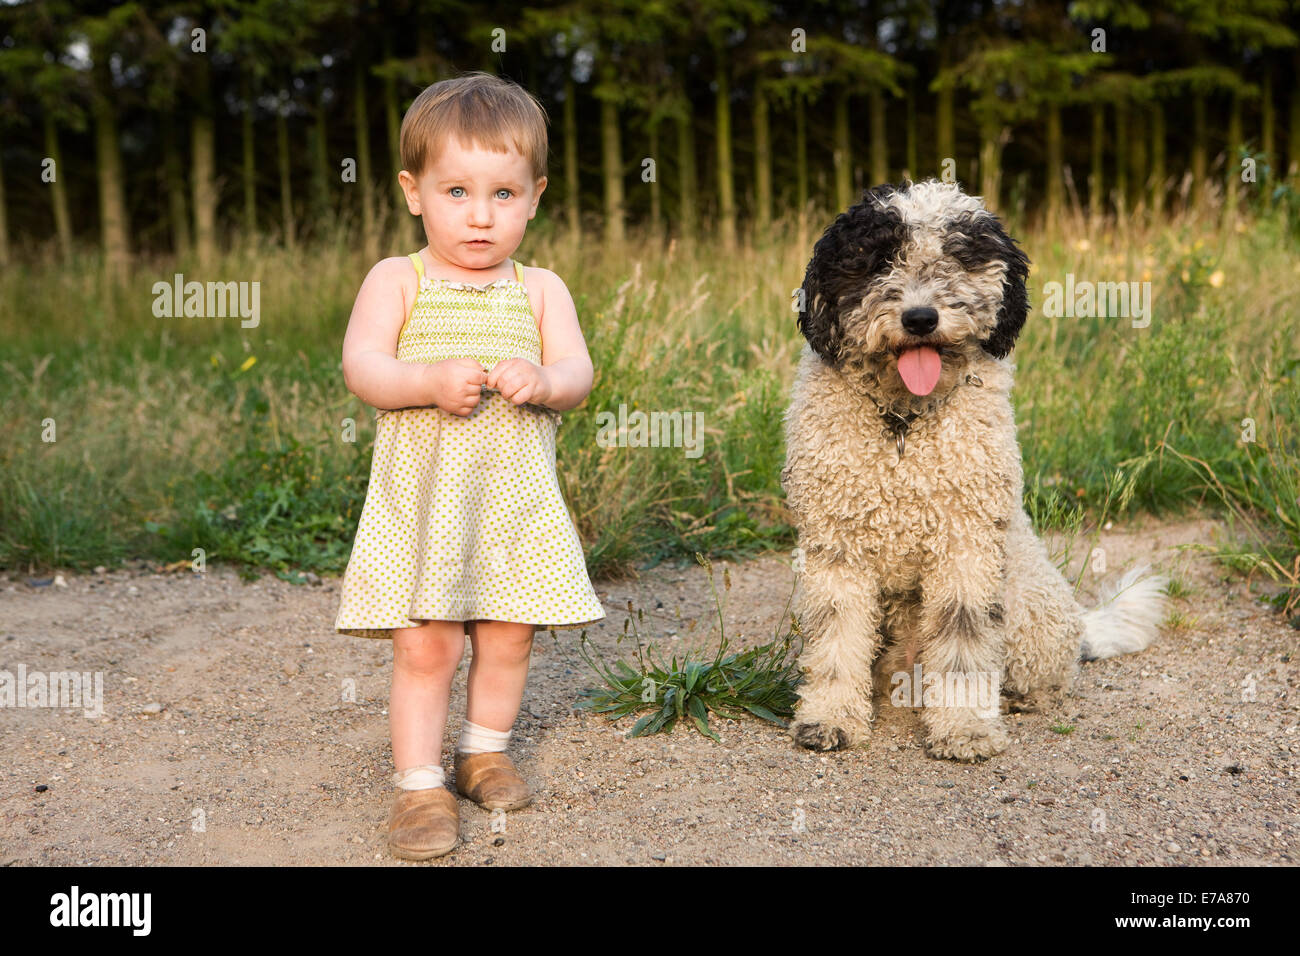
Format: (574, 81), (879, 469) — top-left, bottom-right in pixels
(400, 71), (549, 184)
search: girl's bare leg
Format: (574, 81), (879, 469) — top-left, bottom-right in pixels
(391, 620), (466, 770)
(464, 620), (536, 732)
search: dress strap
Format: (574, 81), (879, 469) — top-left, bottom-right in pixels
(512, 259), (525, 286)
(408, 252), (425, 280)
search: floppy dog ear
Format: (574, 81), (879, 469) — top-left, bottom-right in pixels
(983, 221), (1030, 359)
(944, 211), (1031, 359)
(799, 183), (907, 365)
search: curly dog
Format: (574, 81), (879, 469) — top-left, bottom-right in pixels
(781, 179), (1168, 761)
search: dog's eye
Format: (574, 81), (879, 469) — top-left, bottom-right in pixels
(943, 228), (1004, 271)
(944, 236), (983, 270)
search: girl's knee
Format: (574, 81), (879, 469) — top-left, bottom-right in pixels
(393, 622), (465, 675)
(475, 622), (535, 650)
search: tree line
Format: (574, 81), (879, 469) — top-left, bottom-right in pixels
(0, 0), (1295, 278)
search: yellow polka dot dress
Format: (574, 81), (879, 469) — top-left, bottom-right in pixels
(334, 252), (606, 639)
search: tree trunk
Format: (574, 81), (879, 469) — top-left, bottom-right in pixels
(795, 88), (808, 216)
(869, 87), (887, 186)
(383, 34), (400, 177)
(833, 88), (851, 212)
(599, 77), (625, 243)
(1089, 102), (1104, 219)
(1290, 50), (1300, 177)
(676, 94), (697, 241)
(277, 110), (296, 249)
(241, 73), (257, 238)
(43, 113), (73, 261)
(191, 53), (217, 268)
(714, 43), (735, 250)
(313, 93), (331, 236)
(753, 82), (771, 233)
(978, 123), (1001, 211)
(163, 113), (191, 258)
(1113, 100), (1128, 212)
(192, 113), (217, 267)
(648, 119), (661, 237)
(936, 37), (954, 175)
(564, 72), (580, 241)
(905, 75), (918, 179)
(1191, 92), (1207, 207)
(382, 35), (415, 245)
(1225, 89), (1243, 217)
(1150, 100), (1166, 216)
(0, 150), (8, 267)
(1261, 69), (1274, 181)
(1045, 104), (1062, 227)
(355, 58), (377, 262)
(92, 44), (131, 282)
(1129, 103), (1147, 214)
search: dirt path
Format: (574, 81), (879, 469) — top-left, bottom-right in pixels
(1, 514), (1295, 866)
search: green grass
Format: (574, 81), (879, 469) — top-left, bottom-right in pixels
(2, 192), (1298, 604)
(572, 552), (803, 740)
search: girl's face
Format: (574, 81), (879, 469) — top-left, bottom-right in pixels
(399, 136), (547, 272)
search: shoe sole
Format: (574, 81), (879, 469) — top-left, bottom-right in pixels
(457, 790), (533, 811)
(388, 837), (459, 860)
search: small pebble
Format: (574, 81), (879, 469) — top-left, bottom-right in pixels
(141, 702), (163, 715)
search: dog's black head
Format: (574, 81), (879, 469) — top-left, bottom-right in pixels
(798, 180), (1030, 391)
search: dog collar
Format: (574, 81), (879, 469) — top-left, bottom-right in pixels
(870, 372), (984, 459)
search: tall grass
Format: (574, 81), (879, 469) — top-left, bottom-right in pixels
(2, 192), (1296, 606)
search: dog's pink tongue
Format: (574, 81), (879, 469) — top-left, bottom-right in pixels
(897, 346), (942, 396)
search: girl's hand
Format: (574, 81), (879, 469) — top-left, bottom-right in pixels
(486, 358), (552, 407)
(430, 357), (488, 416)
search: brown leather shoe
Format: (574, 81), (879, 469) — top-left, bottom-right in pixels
(386, 787), (460, 860)
(454, 751), (533, 810)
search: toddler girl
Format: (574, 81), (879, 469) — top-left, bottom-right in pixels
(334, 72), (605, 860)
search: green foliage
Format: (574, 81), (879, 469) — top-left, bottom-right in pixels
(574, 553), (803, 741)
(156, 430), (367, 581)
(1160, 363), (1300, 616)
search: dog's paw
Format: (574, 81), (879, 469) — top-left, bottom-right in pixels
(790, 720), (854, 751)
(1001, 685), (1066, 714)
(924, 722), (1009, 762)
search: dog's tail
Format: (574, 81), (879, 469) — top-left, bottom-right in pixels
(1078, 564), (1169, 661)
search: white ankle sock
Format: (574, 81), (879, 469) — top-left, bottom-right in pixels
(457, 719), (511, 754)
(392, 763), (445, 790)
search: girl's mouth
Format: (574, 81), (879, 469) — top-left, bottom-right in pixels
(467, 240), (492, 247)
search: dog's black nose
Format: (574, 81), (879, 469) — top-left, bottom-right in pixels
(901, 306), (939, 335)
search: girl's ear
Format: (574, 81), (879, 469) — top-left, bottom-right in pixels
(529, 176), (548, 217)
(398, 170), (422, 216)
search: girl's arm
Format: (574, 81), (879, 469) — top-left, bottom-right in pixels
(534, 269), (595, 412)
(341, 258), (485, 413)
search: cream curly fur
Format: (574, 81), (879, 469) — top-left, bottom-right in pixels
(781, 180), (1167, 762)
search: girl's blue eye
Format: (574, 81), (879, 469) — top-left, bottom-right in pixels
(496, 189), (513, 199)
(449, 186), (465, 198)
